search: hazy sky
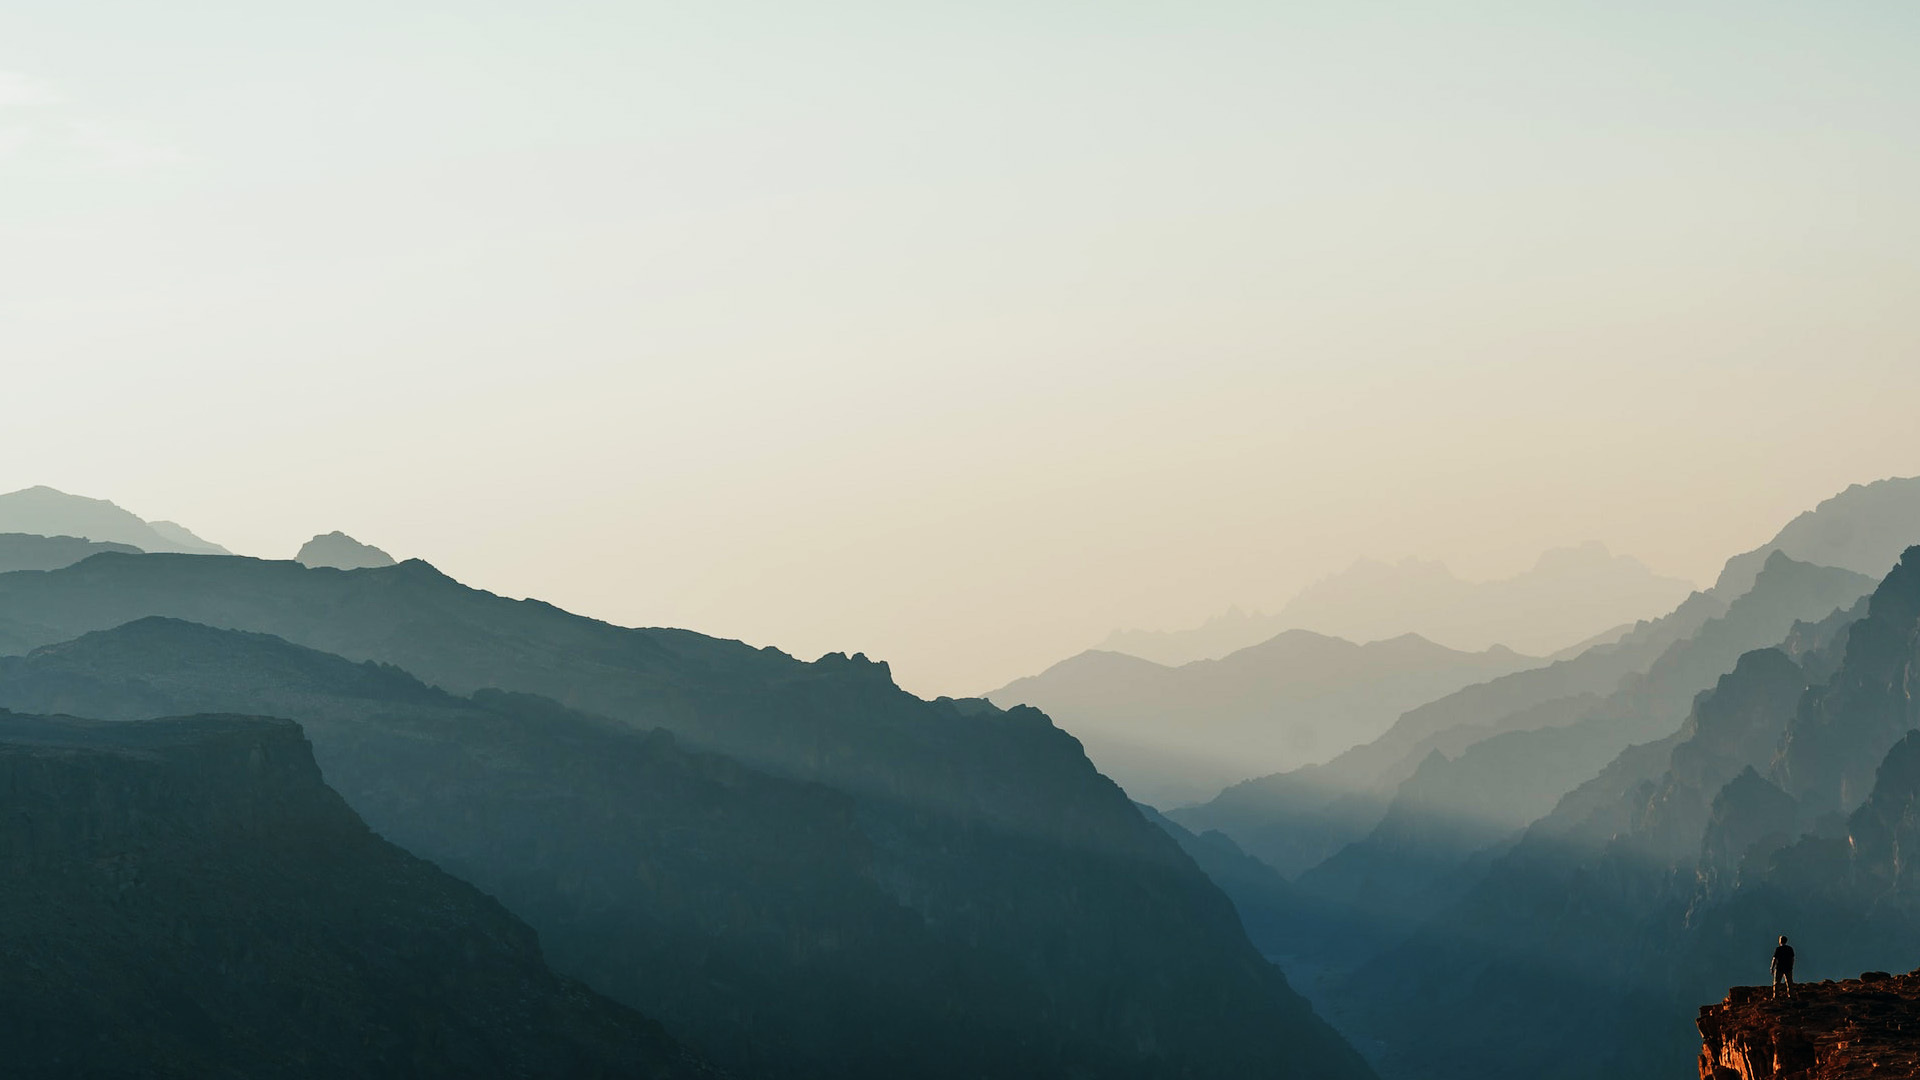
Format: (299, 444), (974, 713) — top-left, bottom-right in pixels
(4, 2), (1919, 696)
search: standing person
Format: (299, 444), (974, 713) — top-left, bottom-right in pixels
(1772, 935), (1795, 998)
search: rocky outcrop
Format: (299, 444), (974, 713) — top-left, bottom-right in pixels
(1696, 974), (1920, 1079)
(296, 530), (396, 569)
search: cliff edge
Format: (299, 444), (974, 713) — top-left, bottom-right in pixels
(1697, 972), (1920, 1079)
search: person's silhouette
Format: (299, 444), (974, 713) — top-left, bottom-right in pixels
(1772, 935), (1795, 998)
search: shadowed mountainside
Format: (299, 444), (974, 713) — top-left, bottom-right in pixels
(0, 555), (1374, 1080)
(0, 711), (708, 1079)
(987, 630), (1533, 807)
(1331, 546), (1920, 1080)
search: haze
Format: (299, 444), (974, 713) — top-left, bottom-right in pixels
(4, 2), (1918, 696)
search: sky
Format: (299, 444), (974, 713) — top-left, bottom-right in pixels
(3, 1), (1919, 697)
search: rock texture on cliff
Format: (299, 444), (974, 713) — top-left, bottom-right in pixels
(1697, 973), (1920, 1080)
(0, 710), (708, 1078)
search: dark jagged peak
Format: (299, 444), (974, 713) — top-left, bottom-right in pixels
(0, 710), (709, 1077)
(0, 486), (229, 555)
(0, 531), (140, 574)
(810, 649), (895, 683)
(1667, 649), (1808, 796)
(1697, 767), (1799, 892)
(1837, 731), (1920, 896)
(1773, 545), (1920, 815)
(295, 530), (396, 569)
(1713, 475), (1920, 598)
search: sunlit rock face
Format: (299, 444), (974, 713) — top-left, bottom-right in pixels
(1696, 974), (1920, 1080)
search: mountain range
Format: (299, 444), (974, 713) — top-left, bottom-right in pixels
(1145, 482), (1920, 1080)
(0, 487), (228, 555)
(1099, 541), (1693, 665)
(2, 474), (1919, 1077)
(987, 630), (1533, 807)
(0, 552), (1373, 1080)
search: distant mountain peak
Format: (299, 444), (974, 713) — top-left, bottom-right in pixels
(295, 531), (395, 570)
(1712, 474), (1920, 597)
(0, 486), (228, 555)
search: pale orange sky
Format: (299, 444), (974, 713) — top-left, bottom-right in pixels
(4, 3), (1918, 695)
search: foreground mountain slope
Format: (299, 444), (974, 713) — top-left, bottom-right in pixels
(0, 711), (705, 1079)
(987, 630), (1532, 806)
(0, 556), (1374, 1080)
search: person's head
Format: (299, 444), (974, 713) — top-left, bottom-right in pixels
(1779, 935), (1789, 944)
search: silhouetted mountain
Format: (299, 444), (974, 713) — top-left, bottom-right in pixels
(989, 631), (1532, 807)
(1136, 802), (1302, 960)
(1713, 475), (1920, 597)
(297, 530), (396, 569)
(1173, 555), (1869, 880)
(0, 710), (707, 1078)
(0, 555), (1374, 1080)
(0, 532), (140, 573)
(1328, 546), (1920, 1080)
(1097, 542), (1691, 666)
(1171, 585), (1730, 875)
(0, 486), (228, 554)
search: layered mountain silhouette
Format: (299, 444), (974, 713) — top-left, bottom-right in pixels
(1099, 542), (1692, 665)
(0, 711), (708, 1078)
(0, 486), (228, 555)
(0, 554), (1374, 1080)
(987, 631), (1533, 807)
(1324, 546), (1920, 1079)
(1713, 475), (1920, 597)
(296, 530), (396, 569)
(0, 532), (139, 574)
(1171, 554), (1870, 878)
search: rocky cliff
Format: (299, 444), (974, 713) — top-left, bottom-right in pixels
(1696, 973), (1920, 1079)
